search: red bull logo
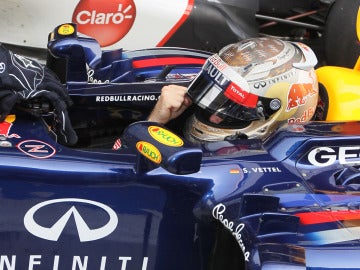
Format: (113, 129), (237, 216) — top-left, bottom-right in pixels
(72, 0), (136, 47)
(288, 107), (315, 124)
(207, 54), (227, 71)
(286, 83), (317, 111)
(0, 115), (20, 139)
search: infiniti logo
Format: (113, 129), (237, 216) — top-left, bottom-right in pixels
(24, 198), (118, 242)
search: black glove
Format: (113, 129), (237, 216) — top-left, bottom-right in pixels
(0, 43), (78, 145)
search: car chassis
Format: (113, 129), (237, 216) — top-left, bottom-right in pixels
(0, 23), (360, 270)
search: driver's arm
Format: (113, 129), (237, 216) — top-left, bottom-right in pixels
(147, 85), (192, 124)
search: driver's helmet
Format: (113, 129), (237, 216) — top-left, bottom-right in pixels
(185, 37), (319, 142)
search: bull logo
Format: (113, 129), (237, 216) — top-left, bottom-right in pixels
(286, 83), (317, 111)
(0, 115), (20, 139)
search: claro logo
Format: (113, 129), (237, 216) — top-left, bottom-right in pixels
(308, 146), (360, 167)
(72, 0), (136, 47)
(24, 198), (118, 242)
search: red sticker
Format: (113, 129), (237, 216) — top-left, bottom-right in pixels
(224, 82), (258, 108)
(72, 0), (136, 47)
(0, 115), (20, 139)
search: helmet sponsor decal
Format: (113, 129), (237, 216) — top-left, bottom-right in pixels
(196, 54), (256, 108)
(136, 141), (162, 164)
(72, 0), (136, 47)
(224, 81), (258, 108)
(288, 107), (315, 124)
(148, 126), (183, 147)
(207, 54), (227, 71)
(286, 83), (317, 111)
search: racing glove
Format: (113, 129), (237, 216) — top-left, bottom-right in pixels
(0, 43), (78, 145)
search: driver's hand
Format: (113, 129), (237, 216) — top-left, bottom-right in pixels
(148, 85), (192, 124)
(0, 43), (78, 145)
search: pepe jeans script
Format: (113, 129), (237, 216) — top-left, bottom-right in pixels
(212, 203), (250, 261)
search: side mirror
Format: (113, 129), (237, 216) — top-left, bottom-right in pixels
(122, 122), (203, 175)
(47, 23), (103, 83)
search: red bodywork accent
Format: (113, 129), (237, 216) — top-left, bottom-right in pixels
(156, 0), (194, 46)
(132, 56), (205, 68)
(295, 210), (360, 225)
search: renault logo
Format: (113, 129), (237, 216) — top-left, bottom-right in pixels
(24, 198), (118, 242)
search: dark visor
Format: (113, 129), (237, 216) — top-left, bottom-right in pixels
(187, 54), (281, 121)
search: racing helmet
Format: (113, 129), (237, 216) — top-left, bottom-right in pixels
(185, 37), (319, 142)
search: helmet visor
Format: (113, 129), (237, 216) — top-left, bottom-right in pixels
(187, 54), (280, 121)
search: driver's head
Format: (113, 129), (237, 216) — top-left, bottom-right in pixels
(185, 37), (319, 142)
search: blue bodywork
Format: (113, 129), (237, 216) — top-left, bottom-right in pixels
(1, 24), (360, 270)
